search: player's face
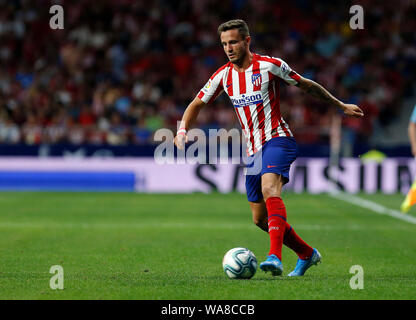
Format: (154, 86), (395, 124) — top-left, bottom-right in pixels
(220, 29), (250, 64)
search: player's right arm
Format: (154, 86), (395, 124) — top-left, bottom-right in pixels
(174, 97), (205, 150)
(174, 65), (226, 150)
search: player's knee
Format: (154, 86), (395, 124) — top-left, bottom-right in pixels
(261, 185), (280, 200)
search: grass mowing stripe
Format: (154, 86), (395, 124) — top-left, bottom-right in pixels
(0, 221), (413, 231)
(329, 191), (416, 225)
(1, 192), (415, 299)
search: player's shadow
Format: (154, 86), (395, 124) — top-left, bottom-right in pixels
(203, 275), (294, 281)
(204, 273), (335, 281)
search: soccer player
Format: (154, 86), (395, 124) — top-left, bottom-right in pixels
(174, 20), (364, 276)
(401, 104), (416, 213)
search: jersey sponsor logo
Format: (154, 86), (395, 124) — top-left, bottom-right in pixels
(251, 73), (262, 86)
(204, 80), (212, 90)
(230, 93), (263, 108)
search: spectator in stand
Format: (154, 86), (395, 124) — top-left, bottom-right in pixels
(0, 0), (414, 152)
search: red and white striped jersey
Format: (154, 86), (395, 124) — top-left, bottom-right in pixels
(197, 53), (301, 156)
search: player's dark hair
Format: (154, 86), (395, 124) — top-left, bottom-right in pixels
(218, 19), (250, 39)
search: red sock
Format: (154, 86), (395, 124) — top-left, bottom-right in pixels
(283, 223), (314, 260)
(265, 197), (287, 260)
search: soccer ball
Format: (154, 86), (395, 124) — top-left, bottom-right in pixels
(222, 247), (257, 279)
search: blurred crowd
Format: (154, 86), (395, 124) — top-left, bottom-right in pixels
(0, 0), (415, 149)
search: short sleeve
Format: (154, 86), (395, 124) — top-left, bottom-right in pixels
(265, 56), (301, 85)
(197, 66), (225, 104)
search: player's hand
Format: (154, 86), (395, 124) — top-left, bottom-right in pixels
(174, 132), (188, 150)
(341, 103), (364, 117)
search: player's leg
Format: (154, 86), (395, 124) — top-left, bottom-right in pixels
(245, 163), (267, 230)
(262, 173), (315, 260)
(249, 197), (315, 260)
(283, 223), (314, 260)
(258, 137), (321, 276)
(401, 179), (416, 213)
(261, 172), (286, 259)
(245, 151), (283, 275)
(249, 200), (268, 232)
(257, 172), (285, 275)
(249, 198), (311, 250)
(261, 172), (321, 276)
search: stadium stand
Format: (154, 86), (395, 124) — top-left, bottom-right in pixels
(0, 0), (414, 156)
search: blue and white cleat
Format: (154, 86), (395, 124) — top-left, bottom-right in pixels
(259, 254), (283, 276)
(288, 248), (321, 277)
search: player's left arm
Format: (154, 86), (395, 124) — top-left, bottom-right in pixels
(296, 76), (364, 118)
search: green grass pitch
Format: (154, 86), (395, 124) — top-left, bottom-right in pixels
(0, 192), (415, 300)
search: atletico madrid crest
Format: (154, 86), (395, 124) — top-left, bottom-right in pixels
(251, 73), (262, 87)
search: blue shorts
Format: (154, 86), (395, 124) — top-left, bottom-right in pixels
(245, 137), (298, 202)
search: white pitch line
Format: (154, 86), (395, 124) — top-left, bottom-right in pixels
(328, 191), (416, 225)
